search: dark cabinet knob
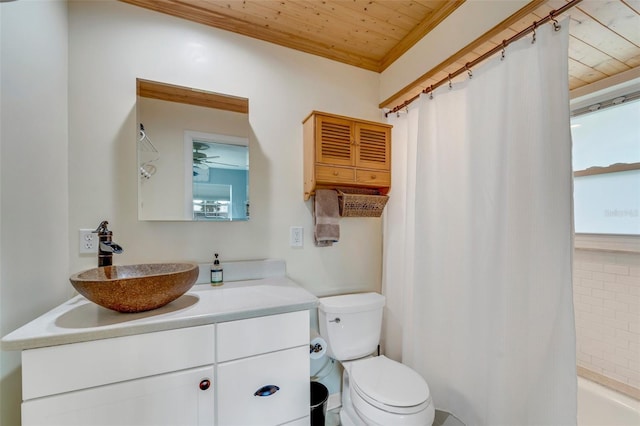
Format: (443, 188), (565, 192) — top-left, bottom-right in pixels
(199, 379), (211, 391)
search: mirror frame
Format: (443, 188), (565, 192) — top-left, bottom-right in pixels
(137, 79), (248, 114)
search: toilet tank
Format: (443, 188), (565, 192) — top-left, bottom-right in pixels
(318, 292), (385, 361)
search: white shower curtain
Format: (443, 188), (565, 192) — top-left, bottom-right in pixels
(383, 20), (576, 425)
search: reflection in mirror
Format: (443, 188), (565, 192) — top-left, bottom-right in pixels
(186, 133), (249, 221)
(136, 79), (249, 221)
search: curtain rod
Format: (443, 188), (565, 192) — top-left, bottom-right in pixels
(385, 0), (583, 117)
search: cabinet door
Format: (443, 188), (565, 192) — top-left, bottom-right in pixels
(217, 346), (309, 426)
(355, 122), (391, 170)
(22, 365), (214, 426)
(315, 115), (354, 167)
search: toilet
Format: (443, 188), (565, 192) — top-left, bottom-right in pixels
(318, 292), (435, 426)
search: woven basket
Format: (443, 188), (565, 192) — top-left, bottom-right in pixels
(337, 190), (389, 217)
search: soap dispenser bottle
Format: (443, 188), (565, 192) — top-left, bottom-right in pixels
(210, 253), (223, 286)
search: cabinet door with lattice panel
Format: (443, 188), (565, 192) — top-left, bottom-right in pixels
(355, 122), (390, 170)
(315, 115), (354, 167)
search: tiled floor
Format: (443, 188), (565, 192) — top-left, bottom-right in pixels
(325, 408), (340, 426)
(433, 410), (466, 426)
(323, 408), (464, 426)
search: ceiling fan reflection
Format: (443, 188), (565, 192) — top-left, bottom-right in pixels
(193, 144), (238, 168)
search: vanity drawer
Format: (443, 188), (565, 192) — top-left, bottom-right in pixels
(355, 169), (391, 186)
(216, 346), (309, 426)
(22, 325), (215, 400)
(316, 165), (354, 184)
(217, 310), (308, 362)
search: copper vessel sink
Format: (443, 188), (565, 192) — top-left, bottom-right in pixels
(69, 263), (199, 313)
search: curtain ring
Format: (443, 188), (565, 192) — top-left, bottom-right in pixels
(465, 63), (473, 79)
(532, 21), (537, 44)
(448, 74), (452, 90)
(501, 40), (507, 61)
(550, 11), (561, 31)
(429, 85), (434, 99)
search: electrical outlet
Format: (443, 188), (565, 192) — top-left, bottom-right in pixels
(290, 226), (303, 248)
(79, 229), (98, 254)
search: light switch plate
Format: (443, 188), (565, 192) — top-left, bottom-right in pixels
(290, 226), (303, 248)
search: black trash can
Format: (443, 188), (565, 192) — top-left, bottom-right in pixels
(310, 381), (329, 426)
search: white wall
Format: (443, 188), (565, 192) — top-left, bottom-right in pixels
(574, 250), (640, 391)
(67, 0), (384, 294)
(0, 1), (70, 425)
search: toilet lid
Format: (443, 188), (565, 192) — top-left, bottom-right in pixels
(350, 356), (429, 408)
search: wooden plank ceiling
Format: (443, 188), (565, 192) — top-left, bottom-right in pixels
(122, 0), (463, 72)
(122, 0), (640, 109)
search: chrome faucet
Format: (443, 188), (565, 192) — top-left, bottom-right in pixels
(94, 220), (123, 267)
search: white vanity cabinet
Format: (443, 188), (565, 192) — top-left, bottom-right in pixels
(216, 310), (310, 425)
(21, 325), (216, 426)
(19, 311), (311, 426)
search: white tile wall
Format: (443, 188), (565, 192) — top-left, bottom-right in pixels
(574, 249), (640, 390)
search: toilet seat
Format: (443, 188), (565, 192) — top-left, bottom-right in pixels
(350, 356), (431, 415)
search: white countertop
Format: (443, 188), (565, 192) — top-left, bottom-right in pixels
(2, 276), (318, 351)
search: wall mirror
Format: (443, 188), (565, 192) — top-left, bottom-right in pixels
(137, 79), (250, 221)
